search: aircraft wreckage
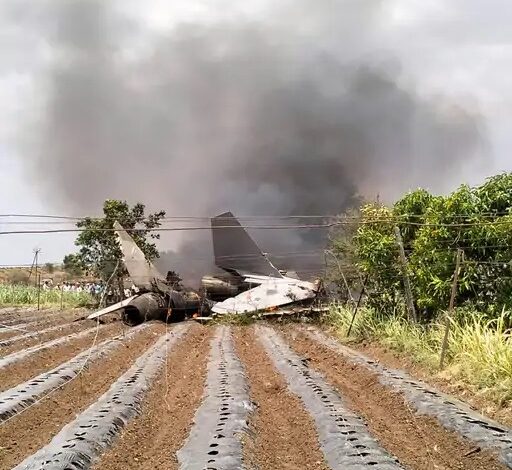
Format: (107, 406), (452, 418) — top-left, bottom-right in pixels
(88, 212), (320, 324)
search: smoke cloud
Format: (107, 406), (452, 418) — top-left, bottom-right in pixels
(21, 0), (487, 280)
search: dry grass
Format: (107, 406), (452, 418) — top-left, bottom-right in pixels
(325, 304), (512, 405)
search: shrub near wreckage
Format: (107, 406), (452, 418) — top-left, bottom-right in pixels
(347, 173), (512, 321)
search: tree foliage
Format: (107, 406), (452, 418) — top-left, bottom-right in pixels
(332, 173), (512, 320)
(71, 200), (166, 281)
(326, 207), (362, 299)
(44, 262), (55, 274)
(62, 253), (84, 276)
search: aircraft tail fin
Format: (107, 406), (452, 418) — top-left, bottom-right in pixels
(211, 212), (283, 277)
(113, 221), (167, 291)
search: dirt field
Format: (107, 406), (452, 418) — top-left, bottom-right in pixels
(1, 310), (511, 470)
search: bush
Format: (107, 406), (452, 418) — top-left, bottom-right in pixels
(325, 304), (512, 404)
(334, 173), (512, 320)
(6, 270), (30, 285)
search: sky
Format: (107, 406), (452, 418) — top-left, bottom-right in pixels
(1, 0), (512, 266)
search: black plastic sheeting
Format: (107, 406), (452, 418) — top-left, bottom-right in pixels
(13, 323), (190, 470)
(0, 310), (66, 327)
(0, 316), (44, 327)
(304, 326), (512, 468)
(0, 322), (31, 332)
(0, 324), (152, 422)
(177, 325), (253, 470)
(0, 322), (73, 347)
(257, 325), (403, 470)
(0, 325), (104, 370)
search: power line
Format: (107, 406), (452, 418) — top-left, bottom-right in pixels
(2, 217), (512, 236)
(0, 213), (337, 221)
(0, 223), (337, 236)
(0, 248), (327, 268)
(1, 210), (512, 221)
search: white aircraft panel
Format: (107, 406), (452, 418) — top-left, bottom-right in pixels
(211, 278), (317, 314)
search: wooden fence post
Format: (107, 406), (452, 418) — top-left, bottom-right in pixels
(394, 226), (417, 322)
(347, 275), (369, 337)
(439, 249), (463, 368)
(37, 274), (41, 311)
(325, 249), (355, 307)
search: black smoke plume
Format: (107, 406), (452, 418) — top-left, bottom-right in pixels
(22, 0), (486, 281)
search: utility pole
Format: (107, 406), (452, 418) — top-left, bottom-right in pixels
(29, 248), (42, 310)
(27, 248), (41, 284)
(37, 273), (41, 311)
(347, 274), (369, 337)
(439, 249), (463, 368)
(32, 248), (41, 287)
(394, 226), (417, 323)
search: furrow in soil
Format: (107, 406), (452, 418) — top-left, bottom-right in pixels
(11, 323), (191, 470)
(257, 325), (403, 469)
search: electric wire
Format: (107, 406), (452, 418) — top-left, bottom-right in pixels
(0, 317), (102, 427)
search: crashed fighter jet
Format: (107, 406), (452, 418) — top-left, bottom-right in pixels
(87, 221), (201, 325)
(88, 213), (319, 324)
(201, 212), (320, 315)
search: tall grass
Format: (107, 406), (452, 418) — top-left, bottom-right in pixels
(0, 284), (92, 308)
(325, 303), (512, 404)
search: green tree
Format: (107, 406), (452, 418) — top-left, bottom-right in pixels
(74, 199), (166, 283)
(62, 253), (84, 276)
(352, 203), (402, 315)
(45, 262), (55, 274)
(328, 208), (362, 301)
(340, 173), (512, 321)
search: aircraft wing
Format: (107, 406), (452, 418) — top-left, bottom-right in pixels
(87, 295), (138, 320)
(211, 276), (318, 314)
(242, 274), (306, 285)
(113, 221), (167, 291)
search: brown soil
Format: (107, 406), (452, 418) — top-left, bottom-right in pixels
(234, 326), (329, 470)
(0, 327), (28, 340)
(0, 310), (85, 339)
(0, 322), (126, 392)
(283, 327), (507, 470)
(0, 308), (85, 324)
(0, 319), (51, 340)
(0, 323), (166, 470)
(355, 340), (512, 428)
(0, 320), (95, 356)
(94, 323), (211, 470)
(0, 308), (59, 323)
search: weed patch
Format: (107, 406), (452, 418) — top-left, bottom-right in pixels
(324, 303), (512, 405)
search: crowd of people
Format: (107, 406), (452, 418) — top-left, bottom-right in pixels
(42, 280), (104, 296)
(41, 279), (140, 304)
(41, 279), (143, 305)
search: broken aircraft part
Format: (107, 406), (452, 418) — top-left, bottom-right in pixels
(87, 224), (201, 324)
(212, 211), (283, 277)
(87, 211), (321, 323)
(206, 212), (319, 314)
(211, 276), (319, 315)
(200, 274), (246, 300)
(122, 292), (167, 325)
